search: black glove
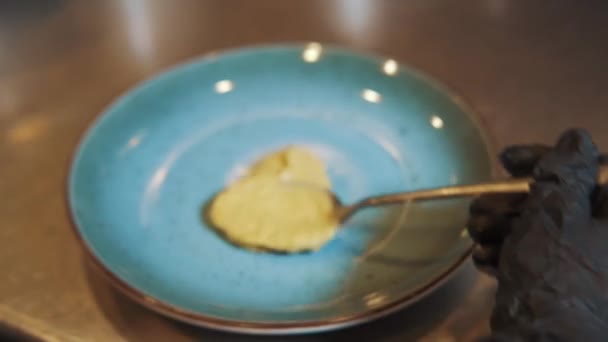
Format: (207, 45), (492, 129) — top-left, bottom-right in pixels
(467, 129), (608, 341)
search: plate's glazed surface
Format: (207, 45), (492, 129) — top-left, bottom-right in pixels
(68, 44), (495, 334)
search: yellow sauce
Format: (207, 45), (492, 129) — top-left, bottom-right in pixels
(249, 146), (331, 189)
(208, 146), (339, 252)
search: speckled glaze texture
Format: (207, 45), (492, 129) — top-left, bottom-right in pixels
(68, 44), (494, 334)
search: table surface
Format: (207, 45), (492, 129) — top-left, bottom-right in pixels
(1, 1), (607, 341)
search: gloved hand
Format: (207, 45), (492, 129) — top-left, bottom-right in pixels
(467, 129), (608, 341)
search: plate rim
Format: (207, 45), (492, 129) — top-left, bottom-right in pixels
(66, 42), (499, 335)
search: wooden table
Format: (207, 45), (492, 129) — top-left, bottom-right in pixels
(1, 1), (607, 341)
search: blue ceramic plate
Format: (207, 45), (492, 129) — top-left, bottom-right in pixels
(68, 44), (495, 334)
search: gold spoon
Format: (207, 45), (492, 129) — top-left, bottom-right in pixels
(333, 166), (608, 222)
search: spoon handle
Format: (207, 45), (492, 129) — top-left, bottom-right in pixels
(358, 165), (608, 208)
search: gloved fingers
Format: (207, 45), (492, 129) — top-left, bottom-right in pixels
(528, 129), (599, 222)
(592, 185), (608, 218)
(477, 335), (521, 342)
(500, 144), (551, 177)
(468, 194), (526, 244)
(467, 213), (512, 245)
(513, 130), (599, 235)
(594, 154), (608, 218)
(472, 244), (501, 276)
(533, 129), (598, 192)
(469, 193), (527, 216)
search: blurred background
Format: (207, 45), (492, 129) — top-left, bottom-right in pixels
(1, 0), (607, 341)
